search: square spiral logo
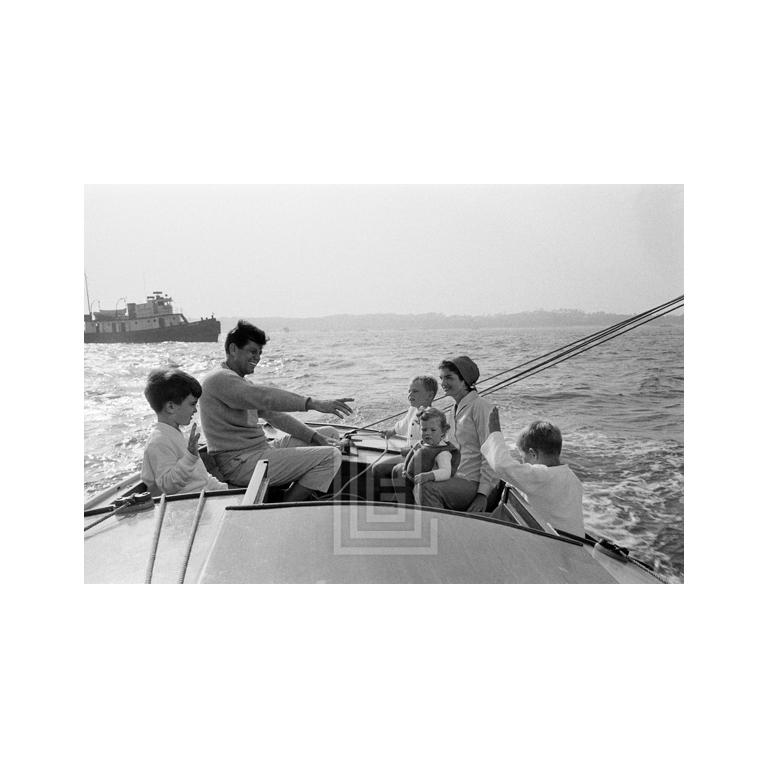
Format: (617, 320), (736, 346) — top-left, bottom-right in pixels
(333, 503), (439, 555)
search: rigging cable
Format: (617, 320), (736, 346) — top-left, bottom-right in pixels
(474, 295), (683, 392)
(479, 299), (683, 398)
(346, 295), (683, 431)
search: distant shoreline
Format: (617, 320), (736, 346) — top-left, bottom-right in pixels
(218, 310), (684, 332)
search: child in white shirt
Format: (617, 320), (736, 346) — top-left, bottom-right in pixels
(141, 368), (229, 496)
(480, 408), (585, 537)
(373, 375), (438, 498)
(381, 375), (438, 446)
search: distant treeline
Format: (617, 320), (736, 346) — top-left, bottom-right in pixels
(218, 310), (684, 332)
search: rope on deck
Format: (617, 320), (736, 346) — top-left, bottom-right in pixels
(144, 494), (167, 584)
(84, 504), (125, 532)
(177, 490), (207, 584)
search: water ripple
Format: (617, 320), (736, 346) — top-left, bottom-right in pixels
(84, 325), (684, 578)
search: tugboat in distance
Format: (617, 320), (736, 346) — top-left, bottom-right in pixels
(84, 291), (221, 344)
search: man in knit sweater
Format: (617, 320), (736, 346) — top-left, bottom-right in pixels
(199, 321), (354, 501)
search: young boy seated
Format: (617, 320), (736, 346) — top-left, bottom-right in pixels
(380, 375), (439, 445)
(141, 368), (229, 496)
(394, 407), (460, 505)
(480, 407), (585, 537)
(372, 375), (438, 498)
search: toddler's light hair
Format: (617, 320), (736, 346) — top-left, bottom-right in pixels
(417, 406), (449, 433)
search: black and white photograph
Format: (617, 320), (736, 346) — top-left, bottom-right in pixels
(83, 184), (683, 584)
(6, 1), (764, 765)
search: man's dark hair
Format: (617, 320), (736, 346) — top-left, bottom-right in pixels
(144, 368), (202, 413)
(517, 421), (563, 457)
(224, 320), (269, 353)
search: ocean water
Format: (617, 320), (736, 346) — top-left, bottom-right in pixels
(84, 323), (684, 580)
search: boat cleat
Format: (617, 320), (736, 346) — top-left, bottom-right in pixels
(113, 492), (155, 514)
(339, 432), (356, 455)
(594, 538), (631, 561)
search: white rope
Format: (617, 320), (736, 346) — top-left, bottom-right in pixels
(177, 490), (207, 584)
(144, 494), (167, 584)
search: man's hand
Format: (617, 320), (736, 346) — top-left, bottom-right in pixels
(489, 407), (501, 434)
(187, 423), (200, 457)
(308, 398), (355, 418)
(466, 493), (487, 515)
(413, 472), (432, 485)
(310, 431), (341, 449)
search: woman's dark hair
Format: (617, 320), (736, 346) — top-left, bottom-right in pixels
(438, 360), (475, 390)
(224, 320), (269, 353)
(517, 421), (563, 457)
(439, 360), (463, 380)
(144, 368), (202, 413)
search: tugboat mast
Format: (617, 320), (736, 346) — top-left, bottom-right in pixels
(84, 272), (93, 317)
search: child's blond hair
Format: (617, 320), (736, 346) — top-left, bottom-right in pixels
(417, 406), (449, 433)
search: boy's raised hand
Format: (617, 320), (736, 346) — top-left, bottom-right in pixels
(187, 422), (200, 457)
(489, 407), (501, 434)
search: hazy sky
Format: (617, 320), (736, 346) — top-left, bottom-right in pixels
(84, 185), (683, 319)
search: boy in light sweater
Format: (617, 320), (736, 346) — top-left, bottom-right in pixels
(141, 368), (229, 497)
(481, 407), (585, 537)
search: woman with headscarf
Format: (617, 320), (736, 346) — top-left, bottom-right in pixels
(416, 355), (496, 515)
